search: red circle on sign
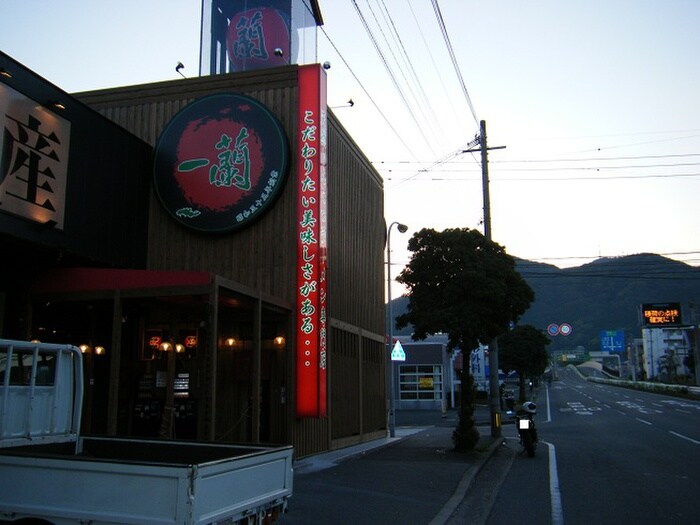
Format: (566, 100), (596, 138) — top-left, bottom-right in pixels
(174, 119), (264, 212)
(227, 8), (289, 71)
(559, 323), (572, 336)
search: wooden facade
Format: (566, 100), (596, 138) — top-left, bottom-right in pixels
(65, 66), (387, 457)
(1, 51), (387, 458)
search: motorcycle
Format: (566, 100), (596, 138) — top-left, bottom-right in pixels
(515, 401), (538, 457)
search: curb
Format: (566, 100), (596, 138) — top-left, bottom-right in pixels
(292, 427), (425, 474)
(428, 436), (502, 525)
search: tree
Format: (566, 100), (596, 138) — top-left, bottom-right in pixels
(396, 228), (534, 451)
(498, 324), (551, 402)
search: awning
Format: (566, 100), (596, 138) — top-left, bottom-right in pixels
(31, 268), (212, 295)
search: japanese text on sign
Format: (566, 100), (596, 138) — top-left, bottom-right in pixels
(295, 65), (328, 418)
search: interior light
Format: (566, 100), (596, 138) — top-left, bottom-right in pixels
(0, 68), (12, 79)
(175, 343), (185, 353)
(79, 344), (89, 354)
(225, 338), (236, 347)
(94, 346), (106, 356)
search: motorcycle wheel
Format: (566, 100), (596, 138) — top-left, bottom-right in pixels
(523, 433), (536, 457)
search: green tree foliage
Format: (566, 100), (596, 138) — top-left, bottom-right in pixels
(395, 228), (534, 450)
(499, 324), (551, 402)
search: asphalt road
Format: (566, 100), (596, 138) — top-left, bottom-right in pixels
(484, 368), (700, 524)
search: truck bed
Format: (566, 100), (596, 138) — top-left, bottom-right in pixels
(0, 436), (294, 525)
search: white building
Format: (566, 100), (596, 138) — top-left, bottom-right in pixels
(642, 327), (692, 380)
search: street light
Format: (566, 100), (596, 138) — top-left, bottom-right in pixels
(387, 221), (408, 438)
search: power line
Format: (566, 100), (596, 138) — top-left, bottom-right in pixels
(376, 0), (448, 146)
(518, 271), (700, 281)
(352, 0), (437, 156)
(431, 0), (479, 127)
(317, 24), (425, 166)
(385, 172), (700, 182)
(374, 152), (700, 166)
(407, 0), (464, 139)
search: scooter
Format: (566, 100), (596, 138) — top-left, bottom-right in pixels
(515, 401), (538, 457)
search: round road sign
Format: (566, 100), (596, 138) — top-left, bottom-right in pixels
(547, 323), (560, 336)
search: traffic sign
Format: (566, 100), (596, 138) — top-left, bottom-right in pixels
(391, 341), (406, 361)
(600, 330), (625, 352)
(559, 323), (572, 336)
(547, 323), (560, 336)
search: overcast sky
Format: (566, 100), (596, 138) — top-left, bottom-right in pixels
(2, 1), (699, 291)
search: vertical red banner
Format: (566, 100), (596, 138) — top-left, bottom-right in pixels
(296, 64), (328, 417)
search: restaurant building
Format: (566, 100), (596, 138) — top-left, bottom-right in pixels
(0, 1), (387, 457)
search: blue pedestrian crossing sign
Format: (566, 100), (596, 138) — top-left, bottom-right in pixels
(391, 341), (406, 361)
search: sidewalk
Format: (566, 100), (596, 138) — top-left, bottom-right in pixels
(280, 405), (501, 525)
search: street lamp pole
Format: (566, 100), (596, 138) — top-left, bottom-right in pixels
(387, 221), (408, 438)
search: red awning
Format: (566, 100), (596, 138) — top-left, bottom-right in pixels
(31, 268), (212, 295)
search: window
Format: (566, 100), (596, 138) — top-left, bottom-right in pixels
(0, 351), (55, 386)
(399, 365), (443, 401)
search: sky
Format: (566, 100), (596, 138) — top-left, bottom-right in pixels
(2, 0), (699, 299)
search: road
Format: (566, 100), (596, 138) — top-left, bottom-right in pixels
(480, 368), (700, 524)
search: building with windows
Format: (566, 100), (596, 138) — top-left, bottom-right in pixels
(389, 339), (451, 411)
(642, 327), (693, 381)
(0, 2), (387, 457)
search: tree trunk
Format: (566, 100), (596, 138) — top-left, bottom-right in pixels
(518, 372), (527, 403)
(453, 365), (480, 451)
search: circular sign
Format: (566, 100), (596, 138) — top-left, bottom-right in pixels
(547, 323), (560, 336)
(153, 93), (289, 233)
(227, 7), (290, 71)
(559, 323), (572, 336)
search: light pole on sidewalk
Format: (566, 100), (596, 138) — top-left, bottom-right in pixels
(387, 221), (408, 438)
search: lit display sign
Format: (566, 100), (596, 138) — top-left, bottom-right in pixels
(641, 302), (682, 326)
(200, 0), (292, 74)
(295, 64), (328, 418)
(153, 93), (289, 233)
(0, 83), (70, 228)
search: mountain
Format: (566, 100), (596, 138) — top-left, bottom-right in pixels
(389, 253), (700, 353)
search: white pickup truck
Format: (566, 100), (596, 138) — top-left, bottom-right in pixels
(0, 339), (293, 525)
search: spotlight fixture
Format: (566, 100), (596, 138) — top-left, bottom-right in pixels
(0, 67), (12, 79)
(47, 100), (66, 111)
(175, 61), (186, 79)
(322, 61), (331, 70)
(274, 48), (284, 57)
(330, 98), (354, 110)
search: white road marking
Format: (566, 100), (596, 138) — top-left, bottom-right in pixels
(545, 442), (564, 525)
(670, 431), (700, 445)
(636, 418), (652, 425)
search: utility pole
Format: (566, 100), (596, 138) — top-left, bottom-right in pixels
(466, 120), (505, 438)
(481, 121), (501, 438)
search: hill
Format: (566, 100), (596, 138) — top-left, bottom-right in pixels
(389, 253), (700, 354)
